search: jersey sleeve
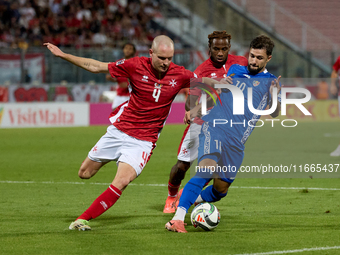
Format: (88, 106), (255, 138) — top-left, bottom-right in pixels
(116, 77), (129, 84)
(182, 69), (197, 88)
(108, 57), (137, 79)
(193, 66), (203, 78)
(333, 56), (340, 72)
(226, 65), (236, 76)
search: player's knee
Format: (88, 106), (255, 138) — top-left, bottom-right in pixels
(78, 163), (92, 179)
(177, 160), (190, 172)
(78, 168), (90, 179)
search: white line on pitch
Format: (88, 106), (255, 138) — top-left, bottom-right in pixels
(0, 180), (340, 191)
(324, 133), (340, 137)
(234, 245), (340, 255)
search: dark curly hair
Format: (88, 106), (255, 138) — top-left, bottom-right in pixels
(249, 35), (275, 56)
(208, 31), (231, 48)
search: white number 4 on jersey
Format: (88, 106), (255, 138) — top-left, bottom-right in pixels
(153, 88), (161, 102)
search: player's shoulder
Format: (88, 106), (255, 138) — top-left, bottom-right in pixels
(229, 64), (247, 73)
(169, 62), (192, 75)
(335, 55), (340, 64)
(261, 69), (277, 79)
(130, 56), (144, 64)
(115, 56), (141, 67)
(196, 58), (211, 69)
(227, 54), (248, 65)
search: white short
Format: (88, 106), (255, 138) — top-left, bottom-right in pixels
(88, 125), (155, 176)
(177, 122), (201, 162)
(112, 95), (129, 109)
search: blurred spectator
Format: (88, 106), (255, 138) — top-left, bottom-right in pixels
(92, 26), (108, 48)
(0, 0), (168, 50)
(316, 73), (329, 100)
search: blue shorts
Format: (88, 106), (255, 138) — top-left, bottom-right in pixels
(197, 122), (244, 183)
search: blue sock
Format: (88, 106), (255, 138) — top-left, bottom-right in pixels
(201, 185), (228, 202)
(177, 177), (210, 212)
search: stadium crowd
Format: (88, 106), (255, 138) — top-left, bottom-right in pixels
(0, 0), (167, 50)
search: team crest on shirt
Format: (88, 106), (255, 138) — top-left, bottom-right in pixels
(154, 83), (162, 89)
(253, 80), (260, 87)
(116, 59), (125, 66)
(169, 79), (177, 87)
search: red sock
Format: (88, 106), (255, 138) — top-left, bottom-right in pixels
(77, 184), (122, 221)
(168, 181), (180, 197)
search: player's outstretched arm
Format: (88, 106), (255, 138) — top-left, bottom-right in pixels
(44, 42), (109, 74)
(270, 76), (282, 118)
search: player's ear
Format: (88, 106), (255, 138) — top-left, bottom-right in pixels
(266, 55), (272, 63)
(149, 49), (153, 58)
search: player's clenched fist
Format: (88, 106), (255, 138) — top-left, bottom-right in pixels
(43, 42), (65, 58)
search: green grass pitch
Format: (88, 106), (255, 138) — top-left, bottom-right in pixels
(0, 122), (340, 255)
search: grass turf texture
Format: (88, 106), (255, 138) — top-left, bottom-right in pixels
(0, 122), (340, 255)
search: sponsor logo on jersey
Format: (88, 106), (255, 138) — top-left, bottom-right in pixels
(116, 59), (125, 66)
(154, 83), (162, 89)
(211, 72), (217, 78)
(253, 80), (260, 87)
(169, 79), (177, 87)
(229, 73), (235, 77)
(142, 75), (148, 82)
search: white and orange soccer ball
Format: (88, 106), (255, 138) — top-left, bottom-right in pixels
(190, 203), (220, 231)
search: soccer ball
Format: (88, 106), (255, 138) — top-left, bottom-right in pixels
(190, 203), (220, 231)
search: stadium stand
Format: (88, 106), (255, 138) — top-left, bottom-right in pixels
(0, 0), (180, 50)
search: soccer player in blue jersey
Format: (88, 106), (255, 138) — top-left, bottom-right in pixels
(165, 35), (282, 233)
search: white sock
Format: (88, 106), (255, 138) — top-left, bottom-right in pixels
(172, 206), (187, 221)
(195, 195), (204, 204)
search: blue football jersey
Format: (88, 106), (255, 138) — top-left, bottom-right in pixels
(202, 64), (281, 147)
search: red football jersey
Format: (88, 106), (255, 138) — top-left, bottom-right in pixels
(116, 77), (130, 96)
(333, 56), (340, 96)
(108, 56), (196, 143)
(191, 54), (248, 124)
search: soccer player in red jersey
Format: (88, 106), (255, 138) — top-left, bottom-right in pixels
(330, 55), (340, 156)
(163, 31), (248, 213)
(44, 35), (222, 230)
(106, 43), (136, 110)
